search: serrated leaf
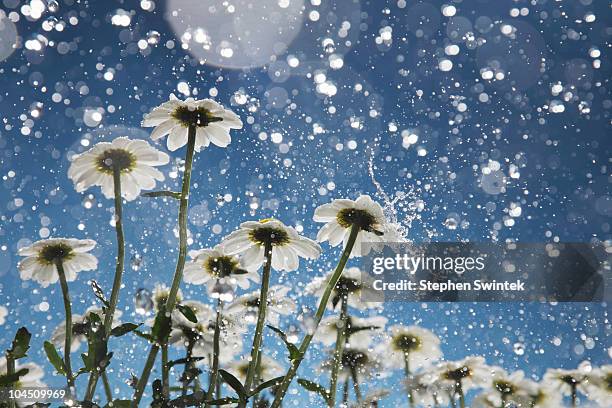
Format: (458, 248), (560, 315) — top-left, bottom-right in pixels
(250, 376), (284, 396)
(133, 330), (156, 343)
(7, 327), (31, 359)
(219, 369), (247, 400)
(346, 325), (380, 337)
(176, 304), (198, 323)
(110, 323), (142, 337)
(43, 342), (66, 376)
(141, 190), (181, 199)
(267, 325), (301, 361)
(297, 379), (330, 404)
(0, 368), (29, 386)
(203, 397), (241, 405)
(90, 280), (110, 308)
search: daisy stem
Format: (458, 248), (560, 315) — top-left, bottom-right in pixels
(132, 125), (197, 406)
(342, 378), (349, 404)
(102, 370), (113, 402)
(403, 353), (415, 407)
(6, 353), (15, 408)
(182, 337), (196, 395)
(56, 260), (75, 391)
(162, 344), (169, 399)
(270, 225), (360, 408)
(243, 240), (273, 396)
(350, 367), (362, 402)
(570, 383), (577, 407)
(84, 165), (126, 402)
(328, 296), (348, 407)
(457, 382), (466, 408)
(204, 298), (223, 408)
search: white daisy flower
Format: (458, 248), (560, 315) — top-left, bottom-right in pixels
(220, 219), (321, 272)
(349, 389), (390, 408)
(0, 357), (46, 407)
(50, 307), (123, 352)
(543, 363), (590, 401)
(225, 285), (296, 326)
(168, 300), (245, 365)
(320, 347), (383, 383)
(584, 365), (611, 407)
(517, 379), (564, 408)
(430, 356), (491, 393)
(408, 371), (453, 407)
(380, 325), (442, 373)
(313, 195), (400, 257)
(479, 367), (539, 407)
(183, 245), (259, 295)
(227, 355), (284, 383)
(141, 94), (243, 152)
(68, 137), (169, 201)
(17, 238), (97, 287)
(0, 305), (7, 326)
(305, 267), (382, 311)
(314, 315), (387, 348)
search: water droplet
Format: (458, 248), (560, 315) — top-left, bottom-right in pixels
(134, 288), (153, 315)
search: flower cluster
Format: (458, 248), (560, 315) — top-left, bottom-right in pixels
(3, 94), (606, 408)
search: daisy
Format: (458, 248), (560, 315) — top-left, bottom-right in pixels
(17, 238), (97, 287)
(320, 347), (383, 383)
(431, 356), (490, 394)
(520, 380), (563, 408)
(50, 308), (123, 352)
(0, 357), (46, 407)
(481, 368), (537, 407)
(168, 301), (244, 365)
(227, 355), (284, 383)
(314, 315), (387, 348)
(543, 364), (590, 405)
(408, 372), (453, 407)
(382, 325), (442, 373)
(584, 365), (611, 406)
(349, 389), (390, 408)
(0, 305), (7, 326)
(141, 94), (243, 152)
(313, 195), (400, 257)
(220, 219), (321, 272)
(305, 267), (382, 311)
(225, 285), (296, 326)
(183, 245), (259, 296)
(152, 283), (183, 312)
(68, 137), (169, 201)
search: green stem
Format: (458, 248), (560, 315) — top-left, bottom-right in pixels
(350, 368), (362, 402)
(404, 353), (415, 407)
(56, 261), (75, 391)
(182, 338), (196, 395)
(204, 298), (223, 408)
(270, 225), (360, 408)
(85, 166), (126, 402)
(243, 240), (273, 394)
(162, 344), (169, 399)
(328, 297), (347, 407)
(571, 383), (577, 407)
(6, 352), (15, 408)
(132, 125), (197, 406)
(102, 371), (113, 402)
(457, 382), (465, 408)
(342, 378), (349, 404)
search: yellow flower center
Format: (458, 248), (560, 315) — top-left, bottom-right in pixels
(336, 208), (381, 234)
(204, 255), (243, 278)
(444, 366), (472, 382)
(342, 349), (369, 370)
(393, 333), (422, 353)
(37, 242), (75, 265)
(172, 106), (223, 127)
(493, 380), (516, 396)
(96, 148), (136, 174)
(248, 226), (290, 246)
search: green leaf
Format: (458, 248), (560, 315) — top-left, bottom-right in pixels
(250, 376), (284, 396)
(110, 323), (142, 337)
(141, 190), (181, 199)
(165, 356), (204, 369)
(43, 341), (66, 376)
(103, 400), (131, 408)
(133, 330), (156, 343)
(297, 379), (330, 404)
(346, 325), (381, 337)
(203, 397), (240, 405)
(90, 280), (110, 308)
(151, 307), (172, 344)
(177, 304), (198, 323)
(7, 327), (31, 359)
(0, 368), (29, 386)
(219, 369), (247, 400)
(267, 325), (301, 361)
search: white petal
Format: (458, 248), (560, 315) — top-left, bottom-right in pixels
(206, 124), (231, 148)
(167, 126), (188, 151)
(150, 120), (177, 140)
